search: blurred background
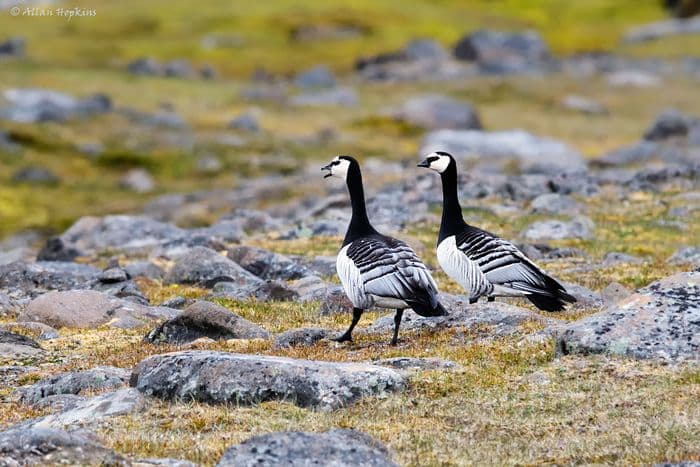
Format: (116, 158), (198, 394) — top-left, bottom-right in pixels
(0, 0), (699, 247)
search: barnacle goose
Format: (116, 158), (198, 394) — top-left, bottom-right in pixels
(418, 151), (576, 311)
(322, 155), (447, 345)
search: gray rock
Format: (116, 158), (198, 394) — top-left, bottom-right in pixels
(19, 290), (177, 329)
(36, 237), (82, 262)
(119, 168), (156, 193)
(289, 275), (332, 302)
(296, 255), (336, 277)
(561, 95), (607, 115)
(291, 87), (358, 107)
(145, 300), (270, 344)
(131, 350), (407, 411)
(558, 271), (700, 360)
(601, 282), (632, 304)
(421, 129), (586, 174)
(0, 37), (25, 57)
(216, 429), (398, 467)
(0, 329), (44, 359)
(530, 193), (581, 215)
(124, 261), (166, 280)
(397, 94), (481, 130)
(667, 246), (700, 268)
(190, 220), (245, 244)
(595, 141), (662, 167)
(127, 57), (162, 76)
(522, 216), (595, 241)
(135, 458), (197, 467)
(11, 166), (60, 185)
(33, 394), (86, 412)
(166, 246), (263, 288)
(227, 245), (308, 281)
(164, 60), (195, 78)
(196, 154), (223, 173)
(17, 366), (129, 404)
(404, 38), (448, 61)
(0, 261), (99, 299)
(644, 109), (693, 141)
(22, 388), (145, 430)
(247, 281), (300, 302)
(607, 70), (661, 88)
(560, 282), (604, 309)
(453, 29), (551, 74)
(228, 112), (260, 132)
(0, 321), (58, 340)
(320, 286), (353, 315)
(0, 427), (128, 466)
(370, 294), (556, 337)
(240, 84), (288, 104)
(624, 16), (700, 43)
(372, 357), (461, 371)
(602, 252), (644, 267)
(274, 327), (330, 348)
(0, 88), (111, 123)
(295, 65), (336, 88)
(58, 215), (187, 255)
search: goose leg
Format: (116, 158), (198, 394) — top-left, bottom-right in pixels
(335, 307), (363, 342)
(390, 309), (404, 346)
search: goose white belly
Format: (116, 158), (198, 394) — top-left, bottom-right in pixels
(437, 235), (492, 299)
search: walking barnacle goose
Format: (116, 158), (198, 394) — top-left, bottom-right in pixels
(418, 151), (576, 311)
(322, 155), (447, 345)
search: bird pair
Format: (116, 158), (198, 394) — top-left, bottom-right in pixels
(321, 152), (576, 346)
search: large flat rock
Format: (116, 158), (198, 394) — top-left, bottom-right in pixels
(0, 427), (128, 466)
(17, 366), (129, 404)
(19, 290), (178, 329)
(217, 429), (398, 467)
(558, 271), (700, 360)
(131, 351), (407, 411)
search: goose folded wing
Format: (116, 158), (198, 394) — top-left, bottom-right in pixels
(347, 236), (439, 306)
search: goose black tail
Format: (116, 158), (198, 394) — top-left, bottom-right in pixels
(409, 300), (448, 317)
(526, 290), (576, 312)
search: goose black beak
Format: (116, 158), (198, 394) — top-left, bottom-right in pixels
(417, 159), (430, 168)
(321, 163), (332, 178)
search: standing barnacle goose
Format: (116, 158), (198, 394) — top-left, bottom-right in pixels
(418, 151), (576, 311)
(322, 155), (447, 345)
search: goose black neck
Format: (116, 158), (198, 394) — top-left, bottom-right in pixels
(438, 163), (467, 244)
(343, 164), (378, 246)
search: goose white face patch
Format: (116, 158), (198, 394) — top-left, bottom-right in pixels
(324, 157), (351, 181)
(426, 153), (451, 173)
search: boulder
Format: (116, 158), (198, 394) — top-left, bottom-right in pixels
(58, 215), (187, 255)
(372, 357), (461, 372)
(145, 301), (270, 344)
(606, 71), (661, 88)
(124, 261), (166, 280)
(558, 271), (700, 360)
(624, 16), (700, 42)
(404, 38), (448, 61)
(216, 429), (398, 467)
(11, 167), (60, 185)
(0, 37), (25, 57)
(529, 193), (581, 215)
(0, 321), (58, 340)
(0, 329), (45, 359)
(294, 65), (336, 88)
(602, 252), (644, 267)
(21, 388), (146, 430)
(644, 109), (693, 141)
(370, 295), (556, 337)
(17, 366), (129, 404)
(290, 87), (358, 107)
(397, 94), (482, 130)
(166, 246), (262, 288)
(0, 427), (128, 466)
(561, 95), (607, 115)
(227, 245), (308, 280)
(19, 290), (178, 329)
(119, 168), (156, 193)
(320, 286), (353, 315)
(131, 350), (407, 411)
(127, 57), (163, 76)
(135, 458), (197, 467)
(421, 129), (586, 174)
(36, 237), (82, 262)
(0, 88), (111, 123)
(668, 246), (700, 268)
(274, 327), (330, 348)
(453, 29), (551, 74)
(601, 282), (632, 304)
(521, 216), (595, 241)
(228, 112), (260, 132)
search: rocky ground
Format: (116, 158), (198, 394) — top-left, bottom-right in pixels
(1, 1), (700, 465)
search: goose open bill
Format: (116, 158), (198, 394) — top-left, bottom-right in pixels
(418, 151), (576, 311)
(322, 155), (447, 345)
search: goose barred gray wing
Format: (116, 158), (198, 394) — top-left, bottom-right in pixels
(337, 234), (444, 316)
(454, 226), (576, 311)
